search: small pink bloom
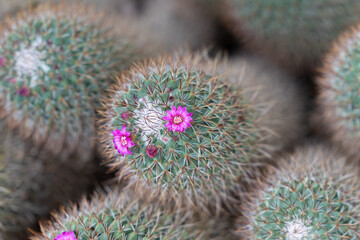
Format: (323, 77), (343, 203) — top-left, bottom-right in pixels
(0, 57), (6, 67)
(163, 105), (193, 132)
(121, 111), (131, 120)
(146, 145), (158, 158)
(54, 231), (78, 240)
(112, 125), (135, 156)
(18, 86), (30, 96)
(8, 78), (16, 84)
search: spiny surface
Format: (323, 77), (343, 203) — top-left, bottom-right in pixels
(101, 53), (258, 195)
(251, 179), (357, 239)
(319, 24), (360, 162)
(0, 3), (134, 160)
(225, 0), (360, 72)
(237, 146), (360, 240)
(31, 189), (192, 240)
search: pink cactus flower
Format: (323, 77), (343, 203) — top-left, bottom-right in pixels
(0, 57), (6, 67)
(112, 125), (135, 156)
(18, 86), (30, 96)
(54, 231), (78, 240)
(146, 145), (158, 158)
(121, 111), (131, 120)
(163, 105), (193, 132)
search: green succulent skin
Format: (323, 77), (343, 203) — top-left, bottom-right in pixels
(32, 189), (193, 240)
(227, 0), (360, 72)
(0, 4), (134, 161)
(105, 60), (258, 195)
(252, 179), (357, 239)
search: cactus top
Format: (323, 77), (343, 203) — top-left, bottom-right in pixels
(225, 0), (360, 72)
(319, 24), (360, 158)
(0, 3), (135, 160)
(31, 189), (193, 240)
(237, 146), (360, 239)
(100, 52), (261, 197)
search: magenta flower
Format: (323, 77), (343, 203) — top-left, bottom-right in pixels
(121, 111), (131, 120)
(112, 125), (135, 156)
(18, 86), (30, 96)
(146, 145), (158, 158)
(54, 231), (78, 240)
(163, 105), (193, 132)
(0, 57), (6, 67)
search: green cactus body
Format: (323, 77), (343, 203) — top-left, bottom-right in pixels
(101, 53), (261, 199)
(237, 146), (360, 239)
(0, 2), (136, 162)
(225, 0), (360, 73)
(100, 53), (306, 205)
(318, 24), (360, 164)
(31, 189), (193, 240)
(0, 2), (140, 237)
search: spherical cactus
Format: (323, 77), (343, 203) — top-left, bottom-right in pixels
(0, 128), (93, 239)
(223, 0), (360, 73)
(0, 2), (141, 237)
(99, 52), (305, 205)
(31, 188), (196, 240)
(317, 24), (360, 166)
(0, 2), (139, 162)
(235, 145), (360, 239)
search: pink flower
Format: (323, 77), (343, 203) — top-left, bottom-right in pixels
(54, 231), (78, 240)
(112, 125), (135, 156)
(121, 111), (131, 120)
(18, 86), (30, 96)
(163, 105), (193, 132)
(146, 145), (158, 158)
(0, 57), (6, 67)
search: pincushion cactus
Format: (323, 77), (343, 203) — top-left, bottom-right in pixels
(0, 2), (138, 162)
(223, 0), (360, 73)
(236, 145), (360, 239)
(0, 129), (94, 239)
(31, 188), (196, 240)
(0, 2), (141, 237)
(100, 52), (305, 205)
(318, 24), (360, 166)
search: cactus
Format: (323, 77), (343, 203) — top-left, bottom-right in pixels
(224, 0), (360, 73)
(31, 188), (195, 240)
(99, 52), (305, 204)
(0, 2), (138, 162)
(318, 24), (360, 166)
(0, 2), (141, 237)
(236, 145), (360, 239)
(0, 128), (94, 239)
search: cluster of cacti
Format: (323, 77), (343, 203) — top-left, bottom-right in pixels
(318, 24), (360, 166)
(31, 188), (195, 240)
(99, 52), (305, 204)
(223, 0), (360, 73)
(0, 1), (140, 237)
(1, 1), (360, 240)
(236, 145), (360, 239)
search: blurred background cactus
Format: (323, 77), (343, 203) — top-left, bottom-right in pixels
(318, 24), (360, 167)
(31, 188), (196, 240)
(0, 1), (141, 237)
(223, 0), (360, 74)
(236, 145), (360, 239)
